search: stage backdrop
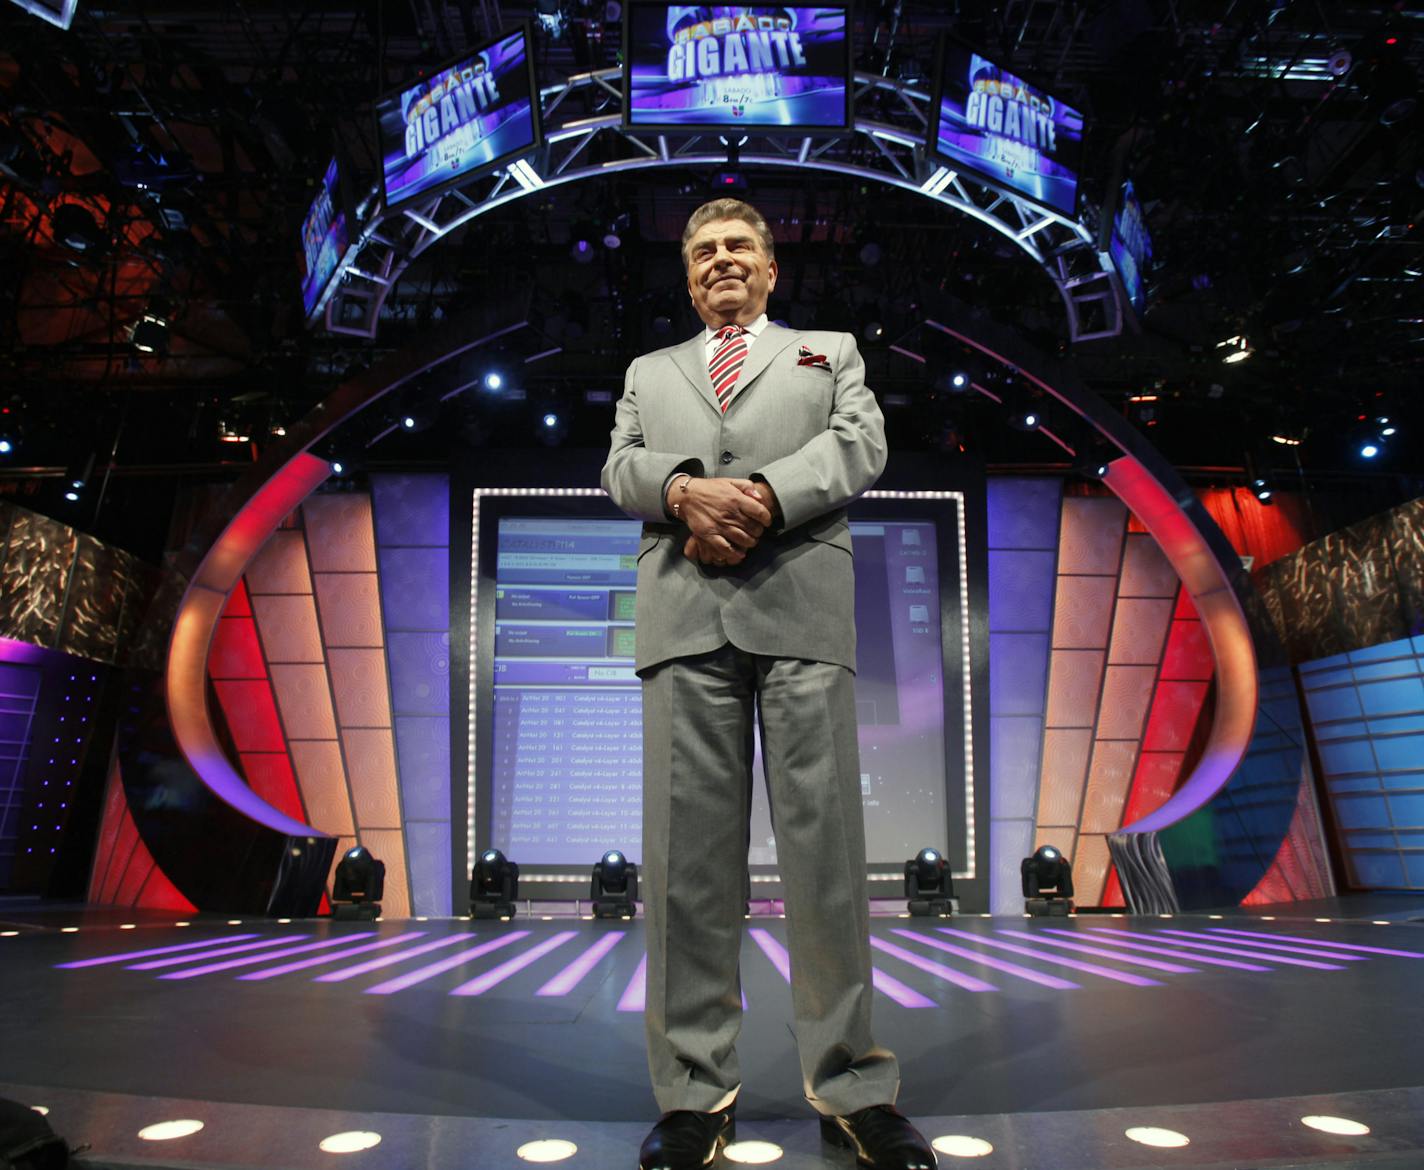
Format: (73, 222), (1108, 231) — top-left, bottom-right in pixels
(83, 473), (1346, 915)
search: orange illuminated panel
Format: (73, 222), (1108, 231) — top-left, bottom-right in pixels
(246, 530), (313, 594)
(268, 664), (339, 740)
(327, 648), (393, 727)
(341, 728), (402, 826)
(313, 573), (386, 648)
(289, 741), (356, 836)
(1080, 741), (1140, 833)
(1046, 650), (1106, 728)
(303, 495), (378, 572)
(1052, 576), (1116, 649)
(251, 595), (325, 663)
(1037, 728), (1092, 826)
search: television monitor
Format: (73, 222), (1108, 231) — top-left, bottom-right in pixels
(929, 36), (1085, 219)
(469, 492), (981, 884)
(1106, 179), (1153, 315)
(299, 153), (356, 320)
(375, 24), (542, 211)
(623, 3), (853, 133)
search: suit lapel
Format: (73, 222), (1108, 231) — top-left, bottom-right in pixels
(669, 334), (722, 415)
(728, 324), (798, 407)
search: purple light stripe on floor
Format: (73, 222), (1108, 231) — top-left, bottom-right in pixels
(932, 928), (1163, 988)
(1156, 928), (1368, 962)
(871, 935), (1001, 992)
(536, 932), (627, 997)
(1080, 927), (1345, 971)
(237, 933), (428, 981)
(159, 934), (378, 980)
(55, 934), (262, 969)
(315, 934), (472, 982)
(127, 935), (308, 970)
(886, 931), (1076, 990)
(1039, 928), (1270, 972)
(749, 929), (792, 982)
(364, 933), (530, 995)
(451, 931), (578, 996)
(618, 954), (647, 1012)
(993, 930), (1201, 974)
(1209, 928), (1424, 960)
(870, 966), (939, 1008)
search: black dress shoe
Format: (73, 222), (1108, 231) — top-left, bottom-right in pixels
(638, 1108), (735, 1170)
(820, 1104), (937, 1169)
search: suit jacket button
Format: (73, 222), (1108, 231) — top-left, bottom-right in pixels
(720, 451), (734, 465)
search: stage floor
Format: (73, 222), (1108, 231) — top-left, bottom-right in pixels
(4, 900), (1424, 1169)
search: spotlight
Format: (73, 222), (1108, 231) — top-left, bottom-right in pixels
(1376, 416), (1397, 437)
(603, 211), (630, 250)
(51, 203), (107, 253)
(396, 400), (435, 433)
(950, 372), (968, 390)
(130, 300), (171, 354)
(591, 849), (639, 919)
(332, 845), (385, 921)
(217, 419), (250, 444)
(904, 847), (954, 917)
(1216, 334), (1252, 364)
(484, 371), (504, 392)
(1072, 438), (1115, 480)
(0, 434), (14, 457)
(66, 453), (94, 492)
(471, 848), (519, 919)
(542, 412), (559, 429)
(1007, 408), (1041, 432)
(1251, 474), (1275, 504)
(1021, 845), (1074, 916)
(1360, 442), (1381, 460)
(859, 304), (885, 342)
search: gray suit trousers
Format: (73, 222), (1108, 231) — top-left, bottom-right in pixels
(640, 645), (901, 1116)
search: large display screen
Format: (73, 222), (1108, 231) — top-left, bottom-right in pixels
(299, 155), (354, 319)
(1108, 179), (1153, 314)
(479, 504), (970, 874)
(376, 25), (541, 210)
(930, 38), (1085, 218)
(624, 4), (852, 131)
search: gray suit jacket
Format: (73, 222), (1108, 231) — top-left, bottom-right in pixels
(601, 323), (887, 675)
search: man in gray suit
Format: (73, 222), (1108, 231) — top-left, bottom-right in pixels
(602, 199), (935, 1170)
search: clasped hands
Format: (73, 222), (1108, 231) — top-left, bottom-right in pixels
(668, 477), (778, 566)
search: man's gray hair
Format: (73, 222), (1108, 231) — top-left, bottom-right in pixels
(680, 199), (775, 270)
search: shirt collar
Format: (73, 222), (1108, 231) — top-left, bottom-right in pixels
(704, 313), (769, 347)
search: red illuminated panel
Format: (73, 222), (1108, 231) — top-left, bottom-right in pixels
(212, 680), (288, 753)
(225, 578), (253, 618)
(87, 762), (197, 912)
(1242, 774), (1335, 905)
(1120, 751), (1187, 827)
(1141, 680), (1211, 752)
(240, 752), (307, 823)
(87, 765), (129, 902)
(1197, 487), (1307, 569)
(210, 616), (267, 679)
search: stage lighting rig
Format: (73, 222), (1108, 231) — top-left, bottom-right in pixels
(471, 848), (519, 920)
(1216, 334), (1252, 364)
(332, 845), (385, 921)
(1022, 845), (1074, 917)
(130, 299), (171, 355)
(51, 203), (106, 253)
(591, 850), (639, 919)
(904, 848), (954, 917)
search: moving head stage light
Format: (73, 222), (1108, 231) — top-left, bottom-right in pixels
(904, 847), (954, 917)
(471, 848), (519, 919)
(332, 845), (385, 921)
(591, 849), (639, 920)
(1021, 844), (1074, 917)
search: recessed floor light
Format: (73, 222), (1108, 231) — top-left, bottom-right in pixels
(1315, 917), (1332, 923)
(318, 1131), (382, 1153)
(516, 1138), (578, 1162)
(1373, 920), (1390, 925)
(174, 921), (191, 927)
(31, 1106), (48, 1116)
(139, 1120), (204, 1141)
(120, 924), (136, 930)
(277, 918), (292, 924)
(1302, 1115), (1370, 1136)
(1125, 1126), (1189, 1148)
(227, 920), (243, 925)
(1, 931), (18, 938)
(724, 1140), (783, 1164)
(932, 1134), (993, 1156)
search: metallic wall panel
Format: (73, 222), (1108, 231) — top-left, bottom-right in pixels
(303, 495), (378, 572)
(1036, 728), (1093, 826)
(288, 740), (354, 836)
(1045, 650), (1105, 728)
(1052, 576), (1116, 649)
(58, 535), (129, 661)
(244, 530), (312, 595)
(341, 727), (402, 827)
(1, 510), (78, 647)
(268, 664), (339, 740)
(1118, 533), (1180, 598)
(1095, 666), (1157, 739)
(1107, 598), (1174, 665)
(357, 827), (411, 917)
(326, 648), (393, 727)
(250, 595), (325, 663)
(1081, 741), (1140, 833)
(313, 573), (386, 649)
(1055, 498), (1127, 576)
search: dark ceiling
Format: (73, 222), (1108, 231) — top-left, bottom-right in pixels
(1, 0), (1421, 546)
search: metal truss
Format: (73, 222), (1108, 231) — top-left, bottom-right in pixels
(323, 68), (1120, 343)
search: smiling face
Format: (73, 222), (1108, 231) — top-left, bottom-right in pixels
(685, 217), (778, 329)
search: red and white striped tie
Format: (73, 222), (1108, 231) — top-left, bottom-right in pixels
(709, 324), (748, 412)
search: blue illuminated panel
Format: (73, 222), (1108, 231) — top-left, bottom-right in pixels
(1300, 634), (1424, 889)
(0, 663), (42, 888)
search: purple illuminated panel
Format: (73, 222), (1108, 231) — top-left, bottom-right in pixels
(1156, 928), (1366, 962)
(536, 932), (626, 996)
(55, 934), (262, 969)
(1040, 928), (1268, 972)
(934, 927), (1162, 987)
(238, 933), (429, 980)
(315, 934), (470, 982)
(1209, 927), (1424, 959)
(450, 930), (577, 995)
(869, 968), (938, 1009)
(749, 928), (791, 982)
(994, 929), (1198, 974)
(886, 930), (1077, 990)
(1081, 926), (1345, 970)
(869, 936), (999, 992)
(618, 953), (648, 1012)
(127, 935), (308, 970)
(158, 934), (377, 980)
(364, 933), (528, 994)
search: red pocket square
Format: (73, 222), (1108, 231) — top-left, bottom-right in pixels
(796, 344), (831, 370)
